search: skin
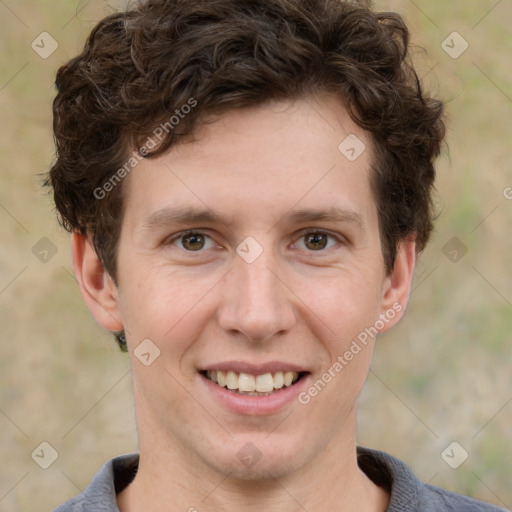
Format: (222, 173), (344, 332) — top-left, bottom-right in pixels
(73, 94), (416, 511)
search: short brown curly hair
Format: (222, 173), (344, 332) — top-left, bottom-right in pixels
(47, 0), (444, 282)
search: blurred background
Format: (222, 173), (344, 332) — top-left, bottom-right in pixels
(0, 0), (510, 510)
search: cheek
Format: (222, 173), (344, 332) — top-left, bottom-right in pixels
(305, 281), (379, 413)
(117, 266), (220, 358)
(297, 269), (383, 339)
(297, 271), (383, 405)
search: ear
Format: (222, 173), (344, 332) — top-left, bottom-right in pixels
(71, 231), (123, 331)
(377, 237), (416, 334)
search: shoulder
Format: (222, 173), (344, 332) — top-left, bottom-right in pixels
(54, 494), (86, 512)
(53, 453), (139, 512)
(357, 446), (507, 512)
(418, 483), (508, 512)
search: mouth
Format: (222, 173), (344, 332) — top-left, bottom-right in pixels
(200, 370), (308, 396)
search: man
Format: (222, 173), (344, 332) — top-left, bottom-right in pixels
(47, 0), (506, 510)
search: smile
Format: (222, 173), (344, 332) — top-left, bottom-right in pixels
(203, 370), (303, 395)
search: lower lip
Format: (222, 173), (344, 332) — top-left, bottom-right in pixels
(200, 373), (310, 415)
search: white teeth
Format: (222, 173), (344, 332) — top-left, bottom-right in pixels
(226, 371), (238, 390)
(273, 371), (284, 389)
(217, 370), (226, 387)
(255, 373), (274, 392)
(283, 371), (294, 386)
(205, 369), (300, 393)
(238, 373), (256, 392)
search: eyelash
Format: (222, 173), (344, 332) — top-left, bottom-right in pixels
(167, 230), (217, 251)
(166, 229), (345, 252)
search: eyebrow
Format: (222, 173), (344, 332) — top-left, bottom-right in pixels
(282, 207), (364, 228)
(142, 207), (225, 232)
(141, 206), (364, 232)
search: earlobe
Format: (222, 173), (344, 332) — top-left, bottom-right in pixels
(378, 238), (416, 334)
(71, 232), (123, 331)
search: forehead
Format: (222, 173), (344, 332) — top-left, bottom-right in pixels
(122, 94), (376, 231)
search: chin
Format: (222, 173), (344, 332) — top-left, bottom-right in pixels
(201, 435), (310, 481)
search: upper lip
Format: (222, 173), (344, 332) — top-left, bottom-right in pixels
(201, 361), (309, 375)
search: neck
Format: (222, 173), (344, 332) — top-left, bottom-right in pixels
(117, 417), (389, 512)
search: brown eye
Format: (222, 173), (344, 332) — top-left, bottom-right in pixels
(304, 232), (329, 250)
(168, 231), (216, 252)
(181, 233), (206, 251)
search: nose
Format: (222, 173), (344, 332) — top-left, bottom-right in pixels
(216, 248), (297, 343)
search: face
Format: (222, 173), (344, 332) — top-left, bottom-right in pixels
(78, 95), (413, 481)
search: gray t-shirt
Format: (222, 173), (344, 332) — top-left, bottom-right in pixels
(54, 447), (507, 511)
